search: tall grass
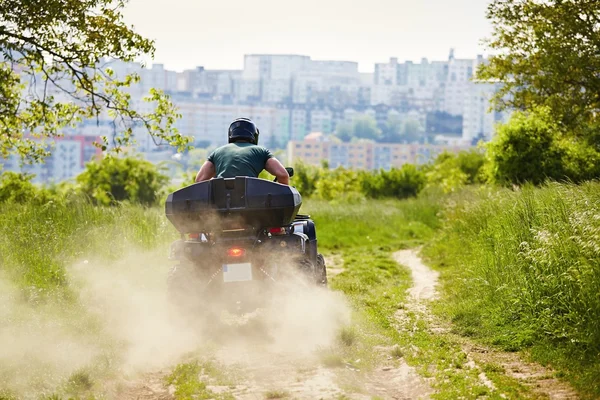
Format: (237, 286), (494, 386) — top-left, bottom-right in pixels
(0, 199), (177, 292)
(424, 182), (600, 396)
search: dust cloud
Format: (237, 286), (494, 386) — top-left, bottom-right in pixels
(0, 247), (351, 398)
(69, 249), (201, 372)
(0, 276), (102, 397)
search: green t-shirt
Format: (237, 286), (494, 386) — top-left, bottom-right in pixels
(207, 142), (273, 178)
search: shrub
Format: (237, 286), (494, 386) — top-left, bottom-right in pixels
(292, 161), (321, 198)
(361, 164), (426, 199)
(0, 172), (54, 204)
(485, 106), (567, 185)
(559, 136), (600, 182)
(76, 156), (168, 206)
(314, 167), (363, 202)
(425, 150), (486, 193)
(454, 150), (487, 184)
(486, 107), (600, 185)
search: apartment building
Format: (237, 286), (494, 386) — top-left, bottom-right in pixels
(287, 133), (471, 170)
(463, 81), (508, 143)
(174, 102), (280, 146)
(2, 136), (102, 183)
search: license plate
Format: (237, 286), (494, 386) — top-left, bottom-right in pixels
(222, 263), (253, 282)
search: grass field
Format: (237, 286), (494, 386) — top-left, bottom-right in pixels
(424, 182), (600, 398)
(0, 199), (177, 292)
(303, 197), (539, 399)
(1, 183), (599, 398)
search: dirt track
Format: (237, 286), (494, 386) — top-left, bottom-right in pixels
(120, 250), (578, 400)
(393, 250), (578, 400)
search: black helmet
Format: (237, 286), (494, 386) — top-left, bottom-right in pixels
(228, 118), (260, 145)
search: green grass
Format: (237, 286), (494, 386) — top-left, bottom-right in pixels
(328, 245), (514, 399)
(0, 199), (178, 398)
(338, 325), (358, 347)
(2, 186), (597, 398)
(0, 199), (177, 293)
(301, 197), (519, 398)
(303, 196), (441, 251)
(164, 360), (236, 400)
(66, 369), (94, 394)
(423, 182), (600, 398)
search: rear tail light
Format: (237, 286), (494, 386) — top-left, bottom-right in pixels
(268, 227), (287, 236)
(227, 247), (245, 257)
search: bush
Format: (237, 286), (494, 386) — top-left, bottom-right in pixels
(424, 150), (486, 193)
(560, 136), (600, 182)
(76, 156), (168, 206)
(292, 151), (482, 200)
(485, 106), (590, 185)
(0, 172), (54, 204)
(361, 164), (425, 199)
(454, 150), (487, 184)
(291, 161), (321, 198)
(313, 167), (364, 202)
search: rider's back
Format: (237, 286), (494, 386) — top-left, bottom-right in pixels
(208, 142), (273, 178)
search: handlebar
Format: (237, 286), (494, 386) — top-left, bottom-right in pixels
(273, 167), (294, 182)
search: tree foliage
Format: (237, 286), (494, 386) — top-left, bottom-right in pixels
(425, 150), (487, 193)
(335, 116), (381, 142)
(361, 164), (425, 199)
(334, 122), (354, 142)
(352, 115), (382, 141)
(486, 106), (600, 185)
(0, 171), (53, 203)
(381, 116), (424, 143)
(479, 0), (600, 134)
(76, 156), (168, 206)
(335, 114), (428, 144)
(0, 0), (191, 163)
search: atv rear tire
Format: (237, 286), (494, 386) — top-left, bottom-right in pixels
(316, 253), (327, 287)
(297, 255), (327, 287)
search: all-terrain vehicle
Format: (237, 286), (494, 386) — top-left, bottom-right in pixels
(165, 169), (327, 314)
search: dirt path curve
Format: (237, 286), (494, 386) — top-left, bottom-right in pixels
(393, 249), (579, 400)
(393, 249), (439, 303)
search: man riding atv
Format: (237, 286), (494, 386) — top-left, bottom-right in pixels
(165, 117), (326, 317)
(195, 118), (289, 185)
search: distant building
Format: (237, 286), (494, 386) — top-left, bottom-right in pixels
(463, 82), (509, 143)
(4, 51), (508, 183)
(287, 133), (472, 170)
(243, 54), (310, 80)
(2, 135), (102, 183)
(173, 102), (280, 146)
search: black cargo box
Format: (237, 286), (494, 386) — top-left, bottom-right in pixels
(165, 177), (302, 233)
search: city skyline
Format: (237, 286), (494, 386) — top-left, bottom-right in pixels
(123, 0), (493, 73)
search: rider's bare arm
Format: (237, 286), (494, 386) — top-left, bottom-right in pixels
(265, 158), (289, 185)
(195, 161), (216, 183)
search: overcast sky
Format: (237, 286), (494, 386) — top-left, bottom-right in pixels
(122, 0), (493, 72)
